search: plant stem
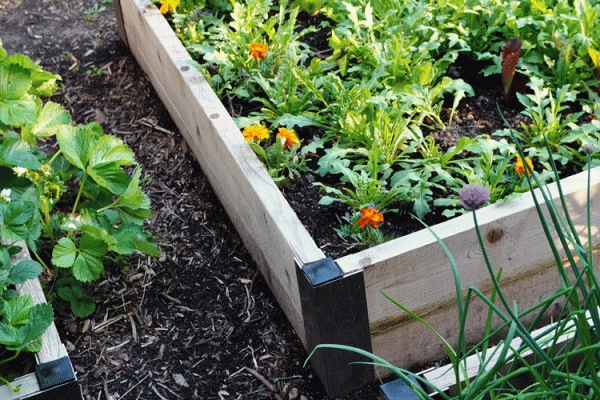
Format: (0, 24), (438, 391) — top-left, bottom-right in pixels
(71, 172), (88, 217)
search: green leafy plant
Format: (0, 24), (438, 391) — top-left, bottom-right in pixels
(290, 0), (326, 15)
(334, 204), (391, 249)
(83, 2), (107, 21)
(307, 108), (600, 399)
(0, 243), (53, 392)
(243, 124), (311, 185)
(0, 41), (160, 318)
(165, 0), (600, 252)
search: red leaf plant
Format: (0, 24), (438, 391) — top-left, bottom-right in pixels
(501, 37), (523, 101)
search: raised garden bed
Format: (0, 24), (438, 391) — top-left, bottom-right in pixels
(1, 239), (81, 400)
(114, 0), (600, 396)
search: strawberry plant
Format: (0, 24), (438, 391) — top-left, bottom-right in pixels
(0, 40), (160, 318)
(0, 242), (53, 392)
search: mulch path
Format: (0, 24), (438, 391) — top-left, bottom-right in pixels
(0, 0), (384, 398)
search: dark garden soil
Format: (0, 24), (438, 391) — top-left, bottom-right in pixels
(0, 1), (594, 399)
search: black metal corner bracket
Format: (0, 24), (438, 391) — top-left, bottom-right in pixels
(25, 356), (82, 400)
(380, 376), (423, 400)
(297, 257), (374, 397)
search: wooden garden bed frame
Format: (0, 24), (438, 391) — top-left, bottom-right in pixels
(114, 0), (600, 395)
(0, 239), (81, 400)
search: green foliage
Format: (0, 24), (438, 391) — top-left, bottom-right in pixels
(244, 125), (312, 185)
(0, 245), (53, 389)
(167, 0), (600, 248)
(0, 42), (160, 320)
(308, 115), (600, 399)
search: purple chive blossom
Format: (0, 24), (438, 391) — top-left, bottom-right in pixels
(459, 183), (491, 211)
(583, 143), (595, 155)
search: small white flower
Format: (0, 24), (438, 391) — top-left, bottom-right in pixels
(66, 214), (81, 230)
(0, 189), (11, 203)
(41, 165), (52, 176)
(12, 167), (27, 177)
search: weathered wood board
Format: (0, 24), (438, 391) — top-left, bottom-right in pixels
(116, 0), (325, 347)
(115, 0), (600, 392)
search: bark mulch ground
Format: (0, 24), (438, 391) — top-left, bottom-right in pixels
(0, 0), (385, 398)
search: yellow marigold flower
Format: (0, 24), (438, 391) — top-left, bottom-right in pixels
(276, 127), (300, 149)
(242, 125), (270, 142)
(357, 207), (384, 228)
(248, 43), (268, 61)
(159, 0), (179, 14)
(514, 156), (533, 177)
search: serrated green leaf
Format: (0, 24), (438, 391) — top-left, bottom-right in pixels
(70, 297), (96, 318)
(9, 259), (42, 285)
(25, 208), (41, 252)
(51, 237), (77, 268)
(0, 137), (42, 169)
(17, 303), (53, 350)
(72, 253), (104, 283)
(89, 135), (135, 167)
(0, 69), (38, 127)
(23, 101), (71, 140)
(88, 161), (132, 195)
(56, 124), (94, 170)
(29, 70), (59, 97)
(24, 336), (43, 352)
(80, 234), (108, 258)
(110, 225), (140, 254)
(117, 206), (153, 225)
(71, 235), (107, 282)
(0, 201), (35, 241)
(133, 232), (161, 257)
(3, 295), (34, 327)
(3, 53), (40, 73)
(111, 168), (150, 210)
(0, 323), (19, 347)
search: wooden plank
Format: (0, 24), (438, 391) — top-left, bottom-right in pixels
(369, 248), (600, 376)
(0, 373), (40, 399)
(0, 239), (69, 397)
(336, 168), (600, 373)
(118, 0), (325, 346)
(422, 308), (595, 395)
(3, 240), (68, 365)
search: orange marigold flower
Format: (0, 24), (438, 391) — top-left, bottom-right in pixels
(514, 156), (533, 177)
(276, 127), (300, 149)
(248, 43), (268, 61)
(242, 125), (270, 142)
(159, 0), (179, 13)
(357, 207), (384, 228)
